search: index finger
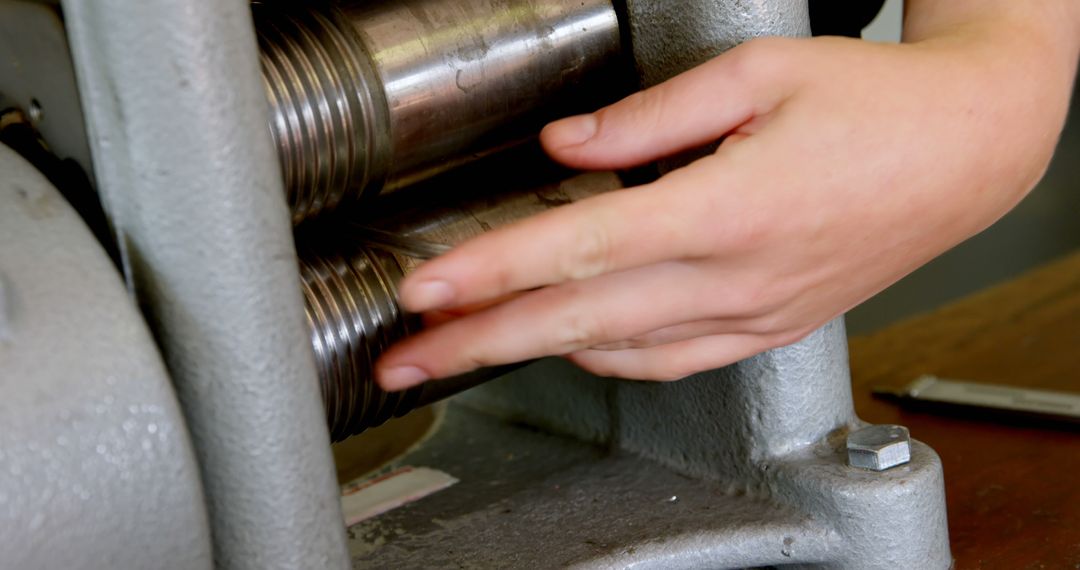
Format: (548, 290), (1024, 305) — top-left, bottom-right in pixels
(397, 159), (723, 313)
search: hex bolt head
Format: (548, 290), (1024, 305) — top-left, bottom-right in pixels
(847, 425), (911, 471)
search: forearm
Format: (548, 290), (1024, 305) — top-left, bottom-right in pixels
(905, 0), (1080, 48)
(904, 0), (1079, 77)
(900, 0), (1078, 203)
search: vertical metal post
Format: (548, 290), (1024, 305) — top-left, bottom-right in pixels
(60, 1), (349, 567)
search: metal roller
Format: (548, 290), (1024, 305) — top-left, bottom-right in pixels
(255, 0), (624, 223)
(300, 170), (624, 441)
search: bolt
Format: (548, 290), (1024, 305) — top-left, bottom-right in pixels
(847, 424), (911, 471)
(27, 99), (43, 124)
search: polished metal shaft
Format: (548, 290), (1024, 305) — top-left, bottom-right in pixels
(300, 171), (624, 441)
(256, 0), (623, 222)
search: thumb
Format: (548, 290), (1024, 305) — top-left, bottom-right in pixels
(540, 39), (798, 170)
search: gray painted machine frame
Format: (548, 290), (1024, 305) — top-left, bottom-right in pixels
(0, 0), (950, 568)
(58, 0), (350, 567)
(0, 139), (212, 570)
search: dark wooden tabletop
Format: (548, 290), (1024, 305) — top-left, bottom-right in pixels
(849, 251), (1080, 569)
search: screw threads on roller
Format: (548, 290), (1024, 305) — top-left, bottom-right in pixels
(299, 247), (421, 441)
(255, 4), (389, 223)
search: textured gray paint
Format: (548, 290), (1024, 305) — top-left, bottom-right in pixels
(59, 1), (348, 568)
(771, 442), (950, 569)
(349, 406), (840, 569)
(348, 404), (948, 569)
(616, 320), (856, 482)
(0, 143), (211, 570)
(624, 0), (812, 84)
(461, 323), (856, 480)
(454, 358), (617, 445)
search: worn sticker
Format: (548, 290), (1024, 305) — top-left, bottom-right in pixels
(341, 466), (458, 526)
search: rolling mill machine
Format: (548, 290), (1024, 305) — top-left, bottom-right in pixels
(0, 0), (951, 568)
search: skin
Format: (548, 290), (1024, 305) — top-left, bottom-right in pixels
(376, 0), (1080, 390)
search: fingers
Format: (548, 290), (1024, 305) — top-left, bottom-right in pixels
(378, 260), (725, 390)
(398, 38), (807, 315)
(398, 157), (727, 314)
(566, 333), (778, 381)
(541, 39), (798, 170)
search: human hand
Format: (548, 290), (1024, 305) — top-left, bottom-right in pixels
(376, 6), (1079, 390)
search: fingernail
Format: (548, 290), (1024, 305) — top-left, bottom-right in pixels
(546, 114), (597, 147)
(405, 279), (456, 311)
(379, 365), (429, 390)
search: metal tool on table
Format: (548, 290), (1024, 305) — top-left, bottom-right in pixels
(875, 375), (1080, 427)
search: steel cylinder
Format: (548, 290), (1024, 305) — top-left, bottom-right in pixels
(300, 170), (624, 441)
(255, 0), (623, 223)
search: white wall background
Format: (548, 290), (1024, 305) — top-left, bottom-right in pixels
(862, 0), (903, 43)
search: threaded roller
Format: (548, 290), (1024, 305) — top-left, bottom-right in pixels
(255, 0), (623, 223)
(301, 171), (624, 441)
(255, 4), (390, 223)
(299, 246), (422, 442)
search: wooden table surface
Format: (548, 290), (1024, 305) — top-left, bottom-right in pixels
(849, 251), (1080, 569)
